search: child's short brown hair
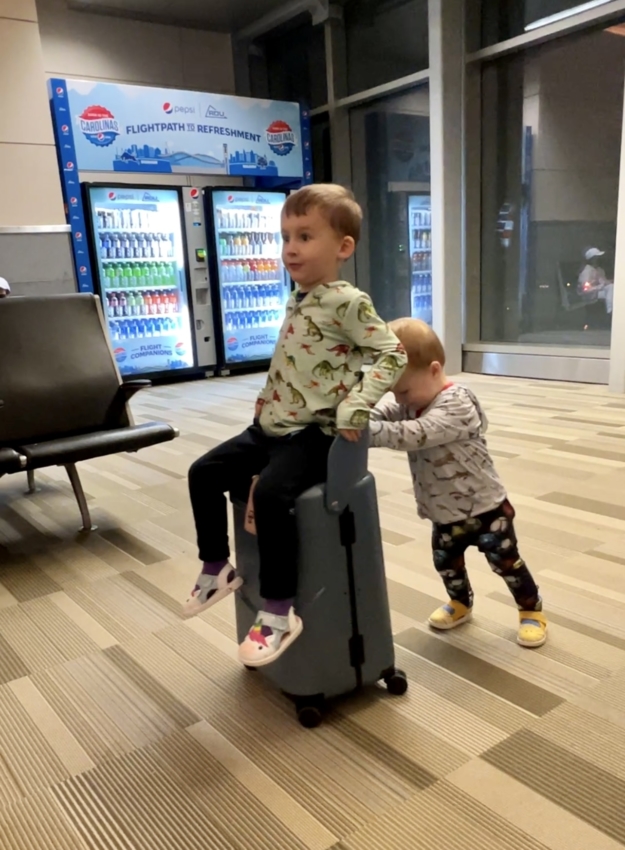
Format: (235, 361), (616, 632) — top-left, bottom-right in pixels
(389, 318), (446, 369)
(283, 184), (363, 243)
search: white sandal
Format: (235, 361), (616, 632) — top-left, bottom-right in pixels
(182, 563), (242, 618)
(238, 607), (303, 667)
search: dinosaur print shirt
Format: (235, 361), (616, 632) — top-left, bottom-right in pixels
(257, 281), (407, 436)
(369, 384), (507, 524)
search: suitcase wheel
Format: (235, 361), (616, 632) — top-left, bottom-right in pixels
(383, 668), (408, 696)
(244, 665), (258, 672)
(293, 695), (326, 728)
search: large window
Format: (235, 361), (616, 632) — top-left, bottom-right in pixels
(249, 16), (327, 108)
(350, 87), (430, 322)
(480, 26), (625, 346)
(481, 0), (616, 46)
(344, 0), (428, 94)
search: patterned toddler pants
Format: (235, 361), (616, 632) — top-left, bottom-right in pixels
(431, 500), (541, 611)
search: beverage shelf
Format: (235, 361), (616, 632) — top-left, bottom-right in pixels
(221, 280), (282, 289)
(224, 305), (282, 312)
(220, 254), (281, 260)
(101, 257), (173, 264)
(217, 228), (279, 234)
(108, 311), (182, 320)
(98, 228), (173, 235)
(103, 285), (178, 292)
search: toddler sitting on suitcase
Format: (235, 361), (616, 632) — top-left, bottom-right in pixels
(370, 318), (548, 648)
(183, 185), (407, 666)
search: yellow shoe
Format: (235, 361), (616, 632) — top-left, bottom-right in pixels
(428, 600), (473, 631)
(517, 611), (547, 648)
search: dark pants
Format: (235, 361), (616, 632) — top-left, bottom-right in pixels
(432, 499), (541, 612)
(188, 424), (334, 600)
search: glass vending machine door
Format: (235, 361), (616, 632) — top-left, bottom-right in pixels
(211, 190), (290, 365)
(88, 186), (195, 376)
(409, 195), (432, 325)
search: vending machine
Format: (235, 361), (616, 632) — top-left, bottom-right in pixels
(408, 194), (432, 326)
(203, 188), (291, 373)
(84, 184), (217, 379)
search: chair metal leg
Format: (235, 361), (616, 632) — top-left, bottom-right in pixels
(25, 469), (38, 494)
(64, 463), (97, 532)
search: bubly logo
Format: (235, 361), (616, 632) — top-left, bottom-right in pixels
(79, 105), (119, 147)
(226, 337), (238, 352)
(174, 342), (186, 357)
(190, 188), (200, 199)
(143, 191), (159, 202)
(163, 102), (195, 115)
(266, 120), (296, 156)
(205, 104), (226, 119)
(114, 347), (127, 364)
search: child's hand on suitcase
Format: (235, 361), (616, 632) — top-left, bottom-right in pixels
(339, 429), (363, 443)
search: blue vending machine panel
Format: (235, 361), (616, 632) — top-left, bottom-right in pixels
(87, 186), (195, 376)
(409, 195), (432, 325)
(211, 189), (290, 365)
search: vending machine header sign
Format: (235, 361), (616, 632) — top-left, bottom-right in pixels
(49, 78), (305, 178)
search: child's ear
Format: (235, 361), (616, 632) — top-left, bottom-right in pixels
(339, 236), (356, 261)
(431, 361), (442, 377)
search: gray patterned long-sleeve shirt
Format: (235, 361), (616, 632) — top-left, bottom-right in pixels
(369, 383), (507, 524)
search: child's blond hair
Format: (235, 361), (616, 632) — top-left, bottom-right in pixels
(389, 318), (446, 369)
(283, 184), (363, 243)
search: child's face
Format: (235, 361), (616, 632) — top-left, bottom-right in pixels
(281, 207), (355, 291)
(392, 362), (445, 409)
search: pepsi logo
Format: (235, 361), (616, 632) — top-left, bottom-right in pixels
(114, 347), (127, 364)
(65, 161), (74, 170)
(56, 86), (64, 95)
(75, 231), (83, 240)
(61, 124), (69, 133)
(108, 191), (116, 200)
(227, 195), (234, 203)
(266, 120), (296, 156)
(79, 266), (87, 275)
(70, 197), (78, 205)
(174, 342), (186, 357)
(190, 188), (200, 199)
(163, 102), (173, 114)
(226, 337), (239, 352)
(79, 105), (119, 148)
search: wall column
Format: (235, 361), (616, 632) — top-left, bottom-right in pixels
(0, 0), (65, 226)
(428, 0), (465, 374)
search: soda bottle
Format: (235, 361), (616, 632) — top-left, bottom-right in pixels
(131, 265), (141, 288)
(127, 292), (136, 316)
(135, 291), (145, 316)
(117, 293), (127, 317)
(170, 290), (179, 313)
(144, 292), (152, 314)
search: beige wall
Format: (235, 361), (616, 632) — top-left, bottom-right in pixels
(36, 0), (235, 94)
(0, 0), (65, 226)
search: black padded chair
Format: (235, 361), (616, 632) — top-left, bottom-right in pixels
(0, 294), (178, 530)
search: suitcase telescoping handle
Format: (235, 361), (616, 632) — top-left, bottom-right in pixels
(325, 430), (369, 514)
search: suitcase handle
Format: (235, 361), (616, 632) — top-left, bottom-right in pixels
(325, 430), (369, 514)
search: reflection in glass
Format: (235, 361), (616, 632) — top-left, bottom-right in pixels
(344, 0), (428, 95)
(350, 86), (431, 322)
(480, 27), (625, 345)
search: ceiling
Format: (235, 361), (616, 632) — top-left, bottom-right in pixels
(68, 0), (295, 32)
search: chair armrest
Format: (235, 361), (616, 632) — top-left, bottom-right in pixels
(120, 380), (152, 399)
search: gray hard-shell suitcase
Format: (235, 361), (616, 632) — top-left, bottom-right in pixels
(233, 434), (407, 727)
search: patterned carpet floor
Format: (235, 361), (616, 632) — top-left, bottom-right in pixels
(1, 372), (625, 849)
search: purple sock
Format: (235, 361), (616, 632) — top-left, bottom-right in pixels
(202, 560), (228, 577)
(263, 598), (294, 617)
